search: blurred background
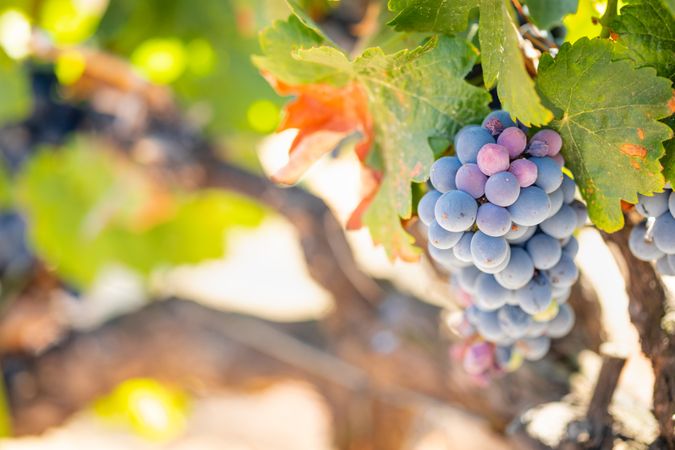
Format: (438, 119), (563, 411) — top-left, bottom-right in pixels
(0, 0), (665, 449)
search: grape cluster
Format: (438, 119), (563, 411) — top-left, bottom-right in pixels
(628, 186), (675, 275)
(418, 110), (587, 377)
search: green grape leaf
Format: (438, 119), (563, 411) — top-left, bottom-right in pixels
(522, 0), (578, 29)
(352, 36), (491, 259)
(479, 0), (553, 126)
(0, 54), (30, 124)
(18, 140), (266, 286)
(252, 15), (348, 86)
(536, 38), (674, 231)
(610, 0), (675, 80)
(387, 0), (479, 34)
(661, 115), (675, 183)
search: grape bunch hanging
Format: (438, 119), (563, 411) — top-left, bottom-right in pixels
(417, 110), (588, 378)
(628, 187), (675, 275)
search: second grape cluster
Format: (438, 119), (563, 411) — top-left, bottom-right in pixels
(418, 110), (588, 377)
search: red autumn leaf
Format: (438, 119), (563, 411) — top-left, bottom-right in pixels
(266, 75), (374, 185)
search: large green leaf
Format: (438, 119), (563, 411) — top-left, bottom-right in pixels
(610, 0), (675, 80)
(382, 0), (553, 126)
(536, 38), (673, 231)
(352, 36), (490, 259)
(18, 140), (266, 286)
(387, 0), (479, 34)
(478, 0), (552, 126)
(522, 0), (578, 29)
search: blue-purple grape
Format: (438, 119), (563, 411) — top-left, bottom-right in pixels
(485, 171), (520, 207)
(455, 163), (487, 198)
(508, 186), (551, 226)
(455, 126), (495, 164)
(476, 203), (512, 237)
(418, 190), (441, 226)
(435, 190), (477, 232)
(430, 156), (462, 193)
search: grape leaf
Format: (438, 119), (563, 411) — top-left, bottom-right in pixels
(352, 37), (490, 260)
(536, 38), (674, 231)
(522, 0), (578, 29)
(254, 14), (491, 259)
(252, 15), (348, 86)
(383, 0), (553, 126)
(387, 0), (479, 34)
(610, 0), (675, 80)
(269, 79), (373, 184)
(479, 0), (553, 126)
(661, 115), (675, 183)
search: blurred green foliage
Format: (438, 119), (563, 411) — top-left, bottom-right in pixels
(96, 0), (285, 134)
(18, 139), (267, 287)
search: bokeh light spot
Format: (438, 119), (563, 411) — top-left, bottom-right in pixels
(131, 38), (187, 85)
(247, 100), (280, 133)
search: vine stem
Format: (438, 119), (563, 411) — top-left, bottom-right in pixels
(599, 0), (619, 38)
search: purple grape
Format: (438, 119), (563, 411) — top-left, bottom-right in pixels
(547, 187), (564, 218)
(455, 126), (495, 164)
(497, 127), (527, 158)
(509, 159), (538, 188)
(428, 221), (463, 249)
(418, 190), (441, 226)
(547, 304), (575, 338)
(515, 272), (553, 314)
(517, 336), (551, 361)
(476, 203), (512, 237)
(531, 157), (563, 193)
(455, 163), (487, 198)
(485, 171), (520, 207)
(527, 140), (549, 157)
(477, 144), (510, 176)
(495, 247), (534, 290)
(546, 254), (579, 288)
(561, 174), (576, 203)
(474, 273), (511, 310)
(481, 110), (516, 136)
(453, 231), (474, 262)
(562, 236), (579, 259)
(470, 231), (510, 268)
(526, 233), (562, 270)
(435, 190), (477, 232)
(628, 222), (664, 261)
(570, 200), (588, 228)
(498, 305), (532, 339)
(428, 243), (472, 270)
(508, 186), (551, 226)
(475, 310), (506, 342)
(652, 212), (675, 253)
(636, 192), (670, 217)
(530, 129), (562, 156)
(656, 256), (675, 275)
(430, 156), (462, 193)
(463, 342), (493, 375)
(540, 204), (578, 239)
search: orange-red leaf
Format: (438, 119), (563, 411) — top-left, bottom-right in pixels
(267, 76), (374, 185)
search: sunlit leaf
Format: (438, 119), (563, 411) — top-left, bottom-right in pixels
(536, 38), (673, 231)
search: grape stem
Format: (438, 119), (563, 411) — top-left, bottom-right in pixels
(599, 0), (619, 39)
